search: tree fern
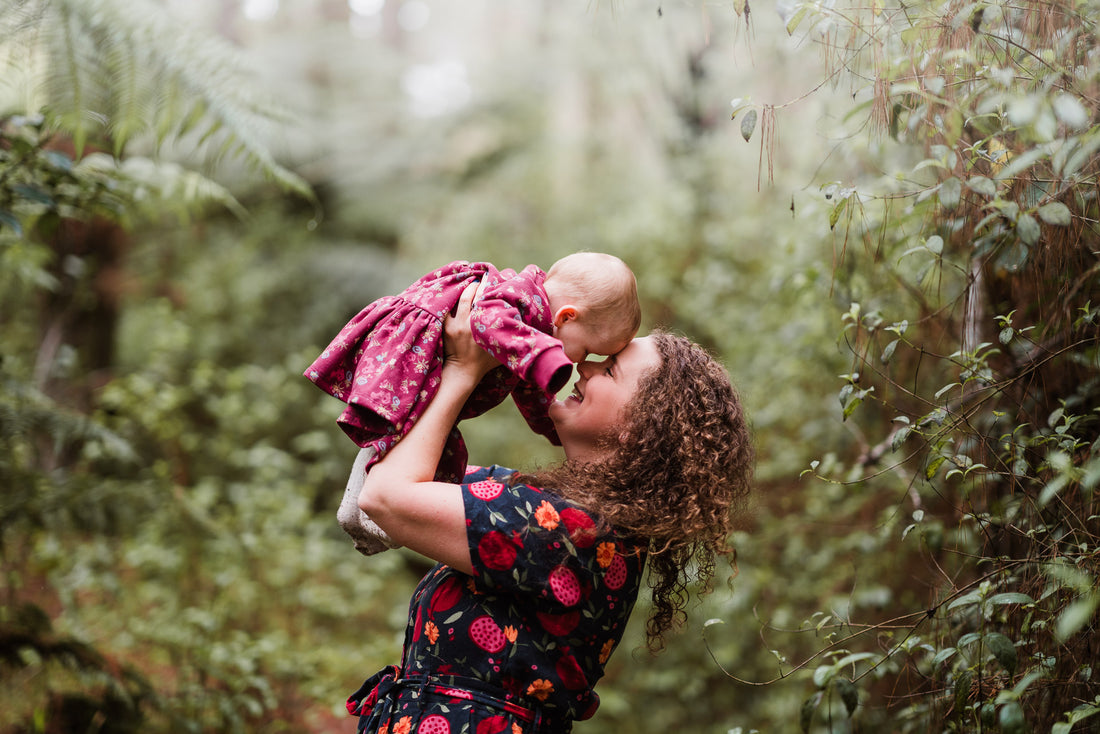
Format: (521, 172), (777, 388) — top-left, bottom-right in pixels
(0, 0), (312, 200)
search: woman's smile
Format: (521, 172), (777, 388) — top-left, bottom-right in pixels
(550, 337), (659, 462)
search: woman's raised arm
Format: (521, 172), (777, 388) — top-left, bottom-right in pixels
(358, 283), (499, 573)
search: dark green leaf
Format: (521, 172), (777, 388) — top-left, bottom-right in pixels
(997, 239), (1030, 272)
(1016, 213), (1040, 245)
(984, 632), (1017, 675)
(12, 184), (55, 207)
(834, 677), (859, 716)
(987, 592), (1035, 606)
(999, 701), (1027, 734)
(0, 209), (23, 237)
(954, 670), (972, 714)
(800, 691), (822, 733)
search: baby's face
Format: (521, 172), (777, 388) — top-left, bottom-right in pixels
(556, 319), (632, 363)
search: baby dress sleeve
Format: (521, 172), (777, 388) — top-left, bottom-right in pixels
(471, 267), (573, 396)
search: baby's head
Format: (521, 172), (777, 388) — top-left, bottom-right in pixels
(543, 252), (641, 363)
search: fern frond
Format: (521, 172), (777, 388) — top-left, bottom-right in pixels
(0, 0), (314, 202)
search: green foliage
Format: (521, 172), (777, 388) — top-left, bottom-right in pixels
(0, 0), (312, 200)
(765, 0), (1100, 731)
(5, 0), (1098, 732)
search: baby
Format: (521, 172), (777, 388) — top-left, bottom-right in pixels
(305, 252), (641, 554)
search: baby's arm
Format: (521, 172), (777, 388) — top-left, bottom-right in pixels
(472, 278), (572, 394)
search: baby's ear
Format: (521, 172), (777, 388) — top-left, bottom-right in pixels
(552, 305), (578, 328)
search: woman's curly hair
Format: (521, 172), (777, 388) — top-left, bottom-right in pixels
(524, 330), (754, 652)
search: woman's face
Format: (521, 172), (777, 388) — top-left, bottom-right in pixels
(550, 335), (660, 463)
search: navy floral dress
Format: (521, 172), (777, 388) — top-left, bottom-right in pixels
(347, 465), (647, 734)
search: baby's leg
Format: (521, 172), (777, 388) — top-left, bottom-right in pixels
(337, 447), (401, 556)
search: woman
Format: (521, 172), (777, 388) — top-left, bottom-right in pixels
(349, 286), (753, 733)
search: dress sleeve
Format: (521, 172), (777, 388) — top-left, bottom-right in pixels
(471, 268), (573, 395)
(463, 469), (639, 612)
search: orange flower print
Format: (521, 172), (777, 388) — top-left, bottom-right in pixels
(504, 625), (518, 643)
(393, 716), (413, 734)
(596, 542), (616, 568)
(535, 501), (560, 531)
(599, 639), (615, 664)
(526, 679), (554, 701)
(424, 620), (440, 644)
(511, 724), (524, 734)
(379, 724), (389, 734)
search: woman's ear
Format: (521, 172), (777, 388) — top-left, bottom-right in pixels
(552, 305), (577, 328)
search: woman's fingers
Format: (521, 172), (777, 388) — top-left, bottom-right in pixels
(444, 282), (499, 377)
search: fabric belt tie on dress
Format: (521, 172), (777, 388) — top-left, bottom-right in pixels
(347, 666), (568, 733)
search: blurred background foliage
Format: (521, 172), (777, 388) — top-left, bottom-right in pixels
(1, 0), (1098, 732)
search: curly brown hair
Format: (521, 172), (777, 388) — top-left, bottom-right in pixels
(523, 330), (754, 652)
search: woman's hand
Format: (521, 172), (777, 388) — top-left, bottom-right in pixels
(443, 281), (500, 382)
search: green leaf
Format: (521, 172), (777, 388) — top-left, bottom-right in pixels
(954, 670), (972, 714)
(881, 338), (899, 364)
(12, 183), (55, 207)
(998, 701), (1026, 734)
(1037, 202), (1071, 226)
(1015, 213), (1040, 246)
(986, 592), (1035, 606)
(786, 4), (809, 35)
(800, 691), (821, 733)
(740, 109), (757, 142)
(984, 632), (1017, 675)
(834, 677), (859, 716)
(1055, 594), (1099, 642)
(966, 176), (997, 196)
(829, 196), (849, 230)
(925, 454), (946, 479)
(938, 177), (961, 208)
(0, 209), (23, 237)
(891, 425), (912, 452)
(1052, 94), (1089, 129)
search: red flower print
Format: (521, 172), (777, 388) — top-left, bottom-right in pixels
(430, 576), (465, 614)
(535, 610), (580, 636)
(555, 654), (588, 690)
(560, 508), (597, 548)
(476, 715), (510, 734)
(478, 530), (519, 570)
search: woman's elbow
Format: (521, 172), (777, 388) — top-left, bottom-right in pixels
(358, 473), (390, 517)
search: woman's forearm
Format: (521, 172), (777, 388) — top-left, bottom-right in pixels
(363, 364), (481, 488)
(355, 361), (487, 573)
